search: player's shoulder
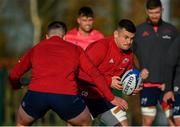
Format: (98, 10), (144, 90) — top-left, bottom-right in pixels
(172, 35), (180, 47)
(66, 28), (78, 35)
(63, 39), (77, 48)
(136, 21), (148, 30)
(91, 29), (104, 36)
(86, 36), (111, 51)
(65, 38), (83, 48)
(162, 21), (177, 30)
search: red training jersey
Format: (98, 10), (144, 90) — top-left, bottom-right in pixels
(78, 36), (134, 99)
(9, 36), (114, 101)
(64, 28), (104, 50)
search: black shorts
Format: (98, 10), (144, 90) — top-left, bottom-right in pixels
(173, 94), (180, 117)
(21, 90), (86, 121)
(83, 97), (114, 117)
(140, 87), (163, 107)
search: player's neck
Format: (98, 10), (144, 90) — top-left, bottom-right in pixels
(78, 28), (91, 37)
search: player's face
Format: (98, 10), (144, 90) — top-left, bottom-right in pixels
(114, 28), (135, 50)
(146, 7), (162, 25)
(77, 16), (94, 33)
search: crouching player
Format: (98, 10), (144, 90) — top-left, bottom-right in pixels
(9, 21), (127, 126)
(77, 19), (149, 126)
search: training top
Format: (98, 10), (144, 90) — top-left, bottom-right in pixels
(64, 28), (104, 50)
(78, 36), (134, 99)
(165, 36), (180, 94)
(133, 19), (178, 84)
(9, 36), (114, 101)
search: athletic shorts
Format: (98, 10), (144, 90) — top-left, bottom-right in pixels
(140, 87), (163, 107)
(173, 94), (180, 118)
(83, 98), (114, 117)
(21, 90), (86, 121)
(83, 98), (127, 125)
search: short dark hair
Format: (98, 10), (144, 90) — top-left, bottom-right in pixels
(48, 21), (67, 34)
(118, 19), (136, 33)
(78, 6), (94, 17)
(146, 0), (162, 9)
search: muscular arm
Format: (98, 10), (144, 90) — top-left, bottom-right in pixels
(82, 41), (113, 85)
(85, 41), (107, 67)
(9, 49), (32, 89)
(79, 48), (114, 101)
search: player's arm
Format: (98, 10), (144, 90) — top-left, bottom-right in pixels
(85, 41), (107, 67)
(79, 47), (113, 101)
(163, 38), (180, 102)
(128, 54), (145, 95)
(9, 49), (32, 90)
(79, 48), (128, 109)
(85, 41), (114, 86)
(78, 41), (107, 84)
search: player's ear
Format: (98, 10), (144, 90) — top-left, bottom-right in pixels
(114, 30), (118, 38)
(46, 34), (49, 39)
(77, 17), (80, 24)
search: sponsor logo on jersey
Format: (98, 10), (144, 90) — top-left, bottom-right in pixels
(174, 86), (179, 92)
(141, 97), (148, 105)
(109, 58), (114, 64)
(174, 106), (180, 114)
(22, 101), (26, 107)
(81, 90), (88, 97)
(122, 58), (129, 63)
(142, 31), (150, 37)
(162, 35), (171, 40)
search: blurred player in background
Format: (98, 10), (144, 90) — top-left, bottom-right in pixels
(164, 35), (180, 126)
(133, 0), (178, 126)
(9, 21), (126, 126)
(78, 19), (149, 126)
(64, 6), (104, 50)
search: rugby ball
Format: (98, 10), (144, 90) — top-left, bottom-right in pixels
(121, 69), (142, 95)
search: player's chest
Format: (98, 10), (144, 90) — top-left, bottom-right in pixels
(99, 50), (132, 72)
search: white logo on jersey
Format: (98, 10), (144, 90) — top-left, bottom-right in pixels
(162, 35), (171, 40)
(18, 60), (21, 63)
(174, 106), (180, 114)
(109, 58), (114, 64)
(122, 58), (129, 63)
(22, 101), (26, 107)
(81, 91), (88, 97)
(174, 86), (179, 92)
(141, 98), (147, 105)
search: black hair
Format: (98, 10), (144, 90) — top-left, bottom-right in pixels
(48, 21), (67, 34)
(78, 6), (94, 17)
(146, 0), (162, 9)
(118, 19), (136, 33)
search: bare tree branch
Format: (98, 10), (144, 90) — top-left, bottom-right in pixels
(30, 0), (42, 45)
(0, 0), (6, 13)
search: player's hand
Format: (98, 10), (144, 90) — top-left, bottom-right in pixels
(11, 77), (30, 90)
(10, 79), (23, 90)
(158, 83), (165, 91)
(110, 76), (123, 90)
(132, 84), (143, 95)
(163, 91), (175, 103)
(140, 68), (149, 80)
(111, 96), (128, 110)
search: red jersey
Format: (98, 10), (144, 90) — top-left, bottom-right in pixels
(64, 28), (104, 50)
(9, 36), (114, 101)
(78, 36), (134, 99)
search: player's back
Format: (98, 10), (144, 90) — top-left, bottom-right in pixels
(29, 36), (81, 95)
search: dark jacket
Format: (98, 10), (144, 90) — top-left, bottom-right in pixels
(165, 36), (180, 94)
(133, 20), (178, 83)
